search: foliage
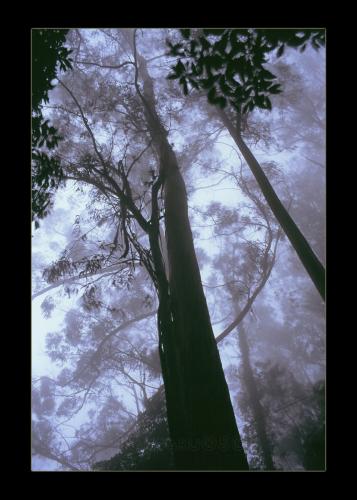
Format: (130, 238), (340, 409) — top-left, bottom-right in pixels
(40, 296), (55, 318)
(32, 28), (325, 471)
(32, 279), (160, 469)
(233, 356), (325, 470)
(32, 29), (73, 227)
(32, 29), (73, 112)
(93, 388), (173, 470)
(301, 380), (325, 470)
(167, 29), (325, 113)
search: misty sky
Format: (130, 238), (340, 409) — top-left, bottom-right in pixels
(32, 29), (325, 471)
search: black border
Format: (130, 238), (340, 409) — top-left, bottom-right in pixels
(7, 13), (341, 488)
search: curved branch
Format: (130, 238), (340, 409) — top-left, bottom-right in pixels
(215, 229), (281, 344)
(76, 60), (135, 70)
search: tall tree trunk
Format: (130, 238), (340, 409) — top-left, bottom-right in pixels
(238, 323), (275, 470)
(217, 109), (325, 301)
(130, 38), (248, 470)
(161, 145), (248, 470)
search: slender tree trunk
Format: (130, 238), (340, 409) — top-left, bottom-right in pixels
(131, 42), (248, 470)
(238, 323), (275, 470)
(217, 109), (325, 301)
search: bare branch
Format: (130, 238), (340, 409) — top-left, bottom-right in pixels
(215, 229), (282, 344)
(76, 60), (135, 70)
(58, 79), (107, 168)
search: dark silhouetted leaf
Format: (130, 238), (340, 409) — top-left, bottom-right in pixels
(180, 29), (191, 40)
(203, 29), (226, 36)
(207, 86), (217, 104)
(268, 83), (282, 94)
(277, 44), (285, 58)
(264, 97), (272, 110)
(180, 76), (189, 95)
(175, 60), (185, 76)
(216, 96), (227, 108)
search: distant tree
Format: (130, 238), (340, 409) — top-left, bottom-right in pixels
(254, 365), (325, 470)
(203, 157), (324, 470)
(237, 324), (275, 470)
(167, 28), (325, 300)
(300, 381), (325, 470)
(205, 165), (281, 470)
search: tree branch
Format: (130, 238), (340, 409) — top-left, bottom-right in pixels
(76, 60), (135, 70)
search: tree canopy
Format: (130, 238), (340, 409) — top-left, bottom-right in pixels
(32, 28), (325, 471)
(167, 29), (325, 112)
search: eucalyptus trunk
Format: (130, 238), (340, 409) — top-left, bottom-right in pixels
(218, 109), (325, 301)
(135, 49), (248, 470)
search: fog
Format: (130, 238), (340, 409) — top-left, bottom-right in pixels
(32, 28), (325, 471)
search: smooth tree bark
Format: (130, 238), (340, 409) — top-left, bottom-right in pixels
(126, 31), (248, 470)
(217, 108), (325, 301)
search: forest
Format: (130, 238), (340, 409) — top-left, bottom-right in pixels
(31, 28), (325, 471)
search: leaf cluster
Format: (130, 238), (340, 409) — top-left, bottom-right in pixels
(42, 254), (106, 284)
(93, 389), (173, 470)
(32, 29), (72, 112)
(167, 29), (325, 114)
(32, 152), (63, 224)
(32, 29), (73, 226)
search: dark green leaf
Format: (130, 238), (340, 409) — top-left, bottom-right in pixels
(188, 77), (199, 90)
(254, 94), (265, 107)
(214, 31), (229, 55)
(201, 77), (215, 89)
(264, 97), (272, 111)
(216, 96), (227, 108)
(299, 43), (307, 53)
(189, 40), (198, 56)
(180, 29), (191, 40)
(242, 102), (250, 114)
(261, 68), (276, 80)
(207, 86), (217, 104)
(175, 60), (185, 76)
(199, 36), (211, 51)
(218, 75), (233, 96)
(203, 29), (226, 36)
(166, 41), (184, 56)
(277, 44), (285, 58)
(180, 76), (189, 95)
(268, 83), (282, 94)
